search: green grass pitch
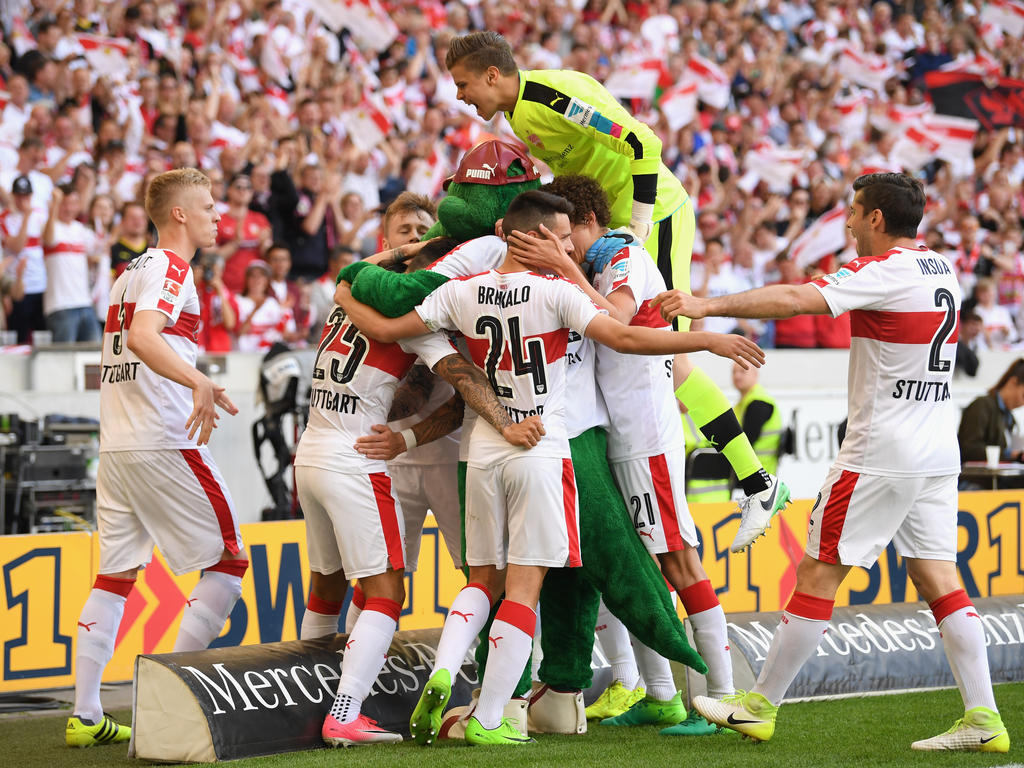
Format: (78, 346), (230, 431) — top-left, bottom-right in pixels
(6, 682), (1021, 768)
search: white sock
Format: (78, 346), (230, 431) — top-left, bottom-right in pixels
(630, 633), (676, 702)
(474, 601), (536, 729)
(939, 606), (997, 711)
(174, 571), (243, 651)
(679, 579), (735, 700)
(755, 592), (833, 705)
(300, 596), (342, 640)
(433, 583), (491, 678)
(74, 582), (131, 723)
(332, 599), (399, 723)
(596, 600), (640, 689)
(344, 585), (365, 634)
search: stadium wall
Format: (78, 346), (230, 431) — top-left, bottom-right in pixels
(2, 491), (1021, 693)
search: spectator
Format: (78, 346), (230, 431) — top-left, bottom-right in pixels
(265, 242), (311, 343)
(957, 358), (1024, 467)
(41, 186), (101, 342)
(194, 253), (238, 354)
(285, 162), (340, 282)
(956, 310), (984, 378)
(0, 175), (47, 343)
(974, 277), (1018, 349)
(235, 259), (295, 353)
(215, 172), (272, 294)
(110, 201), (151, 277)
(309, 245), (356, 332)
(771, 255), (817, 349)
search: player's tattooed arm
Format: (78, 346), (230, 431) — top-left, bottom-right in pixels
(354, 394), (464, 460)
(387, 363), (434, 421)
(433, 353), (545, 448)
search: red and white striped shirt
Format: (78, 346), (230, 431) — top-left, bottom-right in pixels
(812, 245), (961, 477)
(100, 248), (203, 452)
(43, 218), (98, 314)
(0, 206), (47, 293)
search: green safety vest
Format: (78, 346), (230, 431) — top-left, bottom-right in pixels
(681, 412), (732, 503)
(735, 384), (782, 476)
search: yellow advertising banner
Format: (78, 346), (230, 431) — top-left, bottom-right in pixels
(2, 491), (1021, 693)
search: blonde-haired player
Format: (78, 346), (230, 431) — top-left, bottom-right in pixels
(67, 169), (249, 747)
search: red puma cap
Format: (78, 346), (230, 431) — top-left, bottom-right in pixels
(444, 139), (540, 190)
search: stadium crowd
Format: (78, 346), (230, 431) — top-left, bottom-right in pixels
(1, 0), (1023, 352)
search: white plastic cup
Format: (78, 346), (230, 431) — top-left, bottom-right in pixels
(986, 445), (1001, 468)
(0, 331), (16, 347)
(33, 330), (52, 346)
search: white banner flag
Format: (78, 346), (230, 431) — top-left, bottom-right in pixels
(346, 95), (393, 151)
(77, 34), (132, 80)
(835, 92), (869, 137)
(658, 81), (698, 130)
(604, 61), (661, 100)
(837, 46), (895, 92)
(980, 0), (1024, 38)
(686, 55), (731, 110)
(743, 146), (807, 192)
(300, 0), (398, 52)
(790, 204), (849, 268)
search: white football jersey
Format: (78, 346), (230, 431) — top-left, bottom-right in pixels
(417, 270), (602, 465)
(43, 219), (98, 314)
(593, 241), (685, 461)
(100, 248), (202, 452)
(387, 373), (460, 467)
(294, 305), (456, 474)
(812, 245), (961, 477)
(429, 236), (608, 440)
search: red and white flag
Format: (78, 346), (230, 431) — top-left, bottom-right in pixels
(604, 60), (662, 100)
(980, 0), (1024, 38)
(743, 146), (807, 192)
(659, 81), (698, 130)
(77, 34), (132, 80)
(790, 204), (849, 268)
(837, 46), (895, 92)
(890, 125), (942, 172)
(835, 92), (869, 137)
(264, 85), (292, 118)
(346, 95), (392, 151)
(938, 50), (1002, 78)
(686, 54), (730, 110)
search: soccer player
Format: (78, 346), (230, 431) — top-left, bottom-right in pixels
(67, 169), (248, 747)
(444, 30), (788, 550)
(336, 190), (763, 746)
(294, 258), (543, 746)
(509, 174), (736, 734)
(655, 172), (1010, 753)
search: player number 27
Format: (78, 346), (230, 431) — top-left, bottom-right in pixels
(927, 288), (956, 373)
(475, 315), (548, 397)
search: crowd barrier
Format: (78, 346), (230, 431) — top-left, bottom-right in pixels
(2, 490), (1022, 693)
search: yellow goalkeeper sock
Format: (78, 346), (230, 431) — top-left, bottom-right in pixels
(675, 366), (769, 496)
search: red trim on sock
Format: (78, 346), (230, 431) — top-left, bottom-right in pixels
(364, 597), (402, 622)
(94, 575), (136, 597)
(495, 600), (536, 637)
(466, 582), (493, 604)
(929, 589), (973, 625)
(307, 594), (343, 615)
(206, 558), (249, 578)
(679, 579), (720, 615)
(352, 585), (366, 609)
(786, 591), (834, 621)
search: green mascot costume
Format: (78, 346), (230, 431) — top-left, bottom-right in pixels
(339, 141), (705, 736)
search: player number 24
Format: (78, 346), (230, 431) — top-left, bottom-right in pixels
(475, 315), (549, 397)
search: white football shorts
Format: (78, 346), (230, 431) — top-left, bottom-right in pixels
(805, 467), (958, 568)
(464, 454), (581, 569)
(611, 447), (698, 554)
(96, 447), (243, 576)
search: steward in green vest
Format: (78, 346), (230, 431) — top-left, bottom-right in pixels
(681, 409), (732, 503)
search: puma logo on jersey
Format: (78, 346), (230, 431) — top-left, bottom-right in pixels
(167, 263), (186, 279)
(78, 621), (97, 632)
(450, 610), (474, 623)
(549, 94), (566, 108)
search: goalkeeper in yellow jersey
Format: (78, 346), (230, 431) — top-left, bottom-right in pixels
(444, 31), (789, 551)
